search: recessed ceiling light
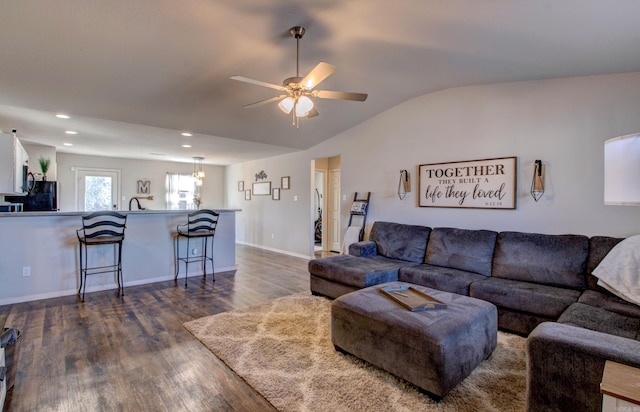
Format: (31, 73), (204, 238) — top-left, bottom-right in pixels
(65, 130), (78, 135)
(182, 144), (192, 148)
(56, 114), (70, 119)
(181, 132), (193, 137)
(63, 142), (73, 146)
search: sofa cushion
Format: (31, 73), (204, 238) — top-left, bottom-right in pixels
(491, 231), (588, 289)
(308, 255), (418, 288)
(587, 236), (624, 291)
(470, 277), (581, 318)
(399, 264), (489, 296)
(425, 227), (497, 276)
(348, 240), (377, 257)
(558, 302), (640, 341)
(578, 290), (640, 318)
(369, 221), (431, 263)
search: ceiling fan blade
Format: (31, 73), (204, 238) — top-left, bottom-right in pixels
(306, 107), (319, 118)
(301, 62), (336, 89)
(315, 90), (368, 101)
(242, 95), (287, 109)
(230, 75), (286, 91)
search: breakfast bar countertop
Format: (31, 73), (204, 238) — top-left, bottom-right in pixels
(0, 209), (239, 305)
(0, 209), (240, 218)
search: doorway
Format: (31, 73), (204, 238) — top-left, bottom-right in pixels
(312, 156), (341, 255)
(76, 167), (121, 211)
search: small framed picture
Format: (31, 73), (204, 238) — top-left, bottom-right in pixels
(272, 188), (280, 200)
(238, 180), (244, 191)
(244, 190), (251, 200)
(281, 176), (290, 190)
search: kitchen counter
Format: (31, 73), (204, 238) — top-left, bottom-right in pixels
(0, 209), (240, 218)
(0, 209), (240, 305)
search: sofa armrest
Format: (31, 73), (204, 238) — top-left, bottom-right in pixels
(526, 322), (640, 412)
(349, 241), (377, 257)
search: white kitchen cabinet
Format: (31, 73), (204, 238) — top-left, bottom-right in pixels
(0, 133), (29, 195)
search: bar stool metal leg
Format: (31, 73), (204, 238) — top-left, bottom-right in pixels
(118, 241), (124, 296)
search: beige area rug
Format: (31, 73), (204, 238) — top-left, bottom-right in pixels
(184, 293), (527, 412)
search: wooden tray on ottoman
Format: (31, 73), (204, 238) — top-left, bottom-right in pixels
(379, 284), (447, 311)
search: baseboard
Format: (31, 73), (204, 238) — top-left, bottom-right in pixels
(0, 265), (237, 306)
(236, 241), (311, 260)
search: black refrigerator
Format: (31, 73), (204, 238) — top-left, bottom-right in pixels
(6, 181), (58, 211)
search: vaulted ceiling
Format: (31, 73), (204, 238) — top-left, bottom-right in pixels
(1, 1), (639, 165)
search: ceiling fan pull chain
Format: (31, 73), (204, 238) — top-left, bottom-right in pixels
(293, 100), (299, 128)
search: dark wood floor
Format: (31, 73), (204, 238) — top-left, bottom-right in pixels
(0, 244), (311, 412)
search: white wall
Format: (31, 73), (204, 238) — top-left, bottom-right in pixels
(56, 153), (225, 212)
(23, 143), (57, 181)
(226, 72), (640, 258)
(226, 154), (312, 258)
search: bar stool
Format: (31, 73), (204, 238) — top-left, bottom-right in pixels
(76, 211), (127, 302)
(175, 209), (219, 288)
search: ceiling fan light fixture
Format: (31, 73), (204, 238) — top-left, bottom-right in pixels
(278, 97), (295, 114)
(231, 25), (367, 127)
(295, 95), (314, 117)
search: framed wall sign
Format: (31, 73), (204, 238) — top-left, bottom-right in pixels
(419, 156), (517, 209)
(272, 188), (280, 200)
(137, 180), (151, 194)
(252, 181), (271, 196)
(281, 176), (290, 190)
(238, 181), (244, 191)
(244, 190), (251, 200)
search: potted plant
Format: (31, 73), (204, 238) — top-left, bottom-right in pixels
(38, 156), (51, 181)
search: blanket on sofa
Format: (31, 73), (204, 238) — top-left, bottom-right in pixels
(593, 234), (640, 306)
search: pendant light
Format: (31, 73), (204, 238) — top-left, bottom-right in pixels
(193, 156), (205, 186)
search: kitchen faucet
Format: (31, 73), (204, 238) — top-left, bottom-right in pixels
(129, 197), (143, 210)
(128, 195), (153, 210)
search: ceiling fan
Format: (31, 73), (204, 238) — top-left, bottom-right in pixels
(230, 26), (368, 128)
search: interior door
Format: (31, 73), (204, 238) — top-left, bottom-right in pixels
(328, 169), (341, 252)
(76, 168), (120, 211)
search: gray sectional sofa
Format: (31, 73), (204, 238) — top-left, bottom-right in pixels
(308, 221), (640, 412)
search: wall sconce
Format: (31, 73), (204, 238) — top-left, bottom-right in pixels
(604, 133), (640, 205)
(398, 170), (411, 200)
(530, 160), (544, 202)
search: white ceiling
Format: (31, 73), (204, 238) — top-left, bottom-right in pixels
(1, 0), (640, 165)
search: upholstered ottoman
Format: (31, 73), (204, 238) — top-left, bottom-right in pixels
(331, 282), (498, 398)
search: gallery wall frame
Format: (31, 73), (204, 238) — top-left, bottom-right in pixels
(272, 188), (280, 200)
(252, 181), (271, 196)
(244, 190), (251, 200)
(238, 181), (244, 191)
(419, 156), (517, 209)
(281, 176), (290, 190)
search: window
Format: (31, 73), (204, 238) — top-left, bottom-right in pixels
(166, 173), (197, 210)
